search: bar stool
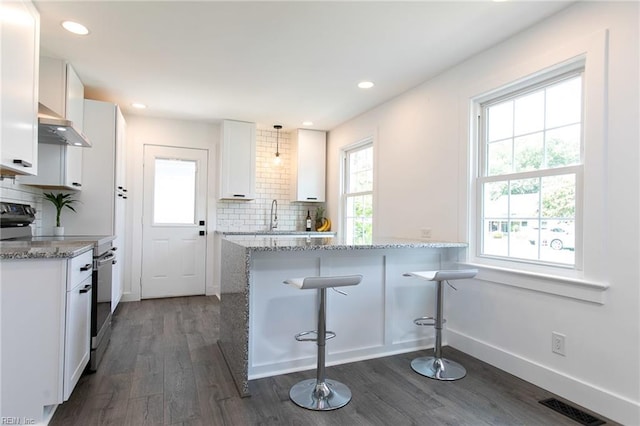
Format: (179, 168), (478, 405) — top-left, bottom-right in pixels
(403, 269), (478, 381)
(283, 274), (363, 411)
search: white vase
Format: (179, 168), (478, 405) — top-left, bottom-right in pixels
(53, 226), (64, 236)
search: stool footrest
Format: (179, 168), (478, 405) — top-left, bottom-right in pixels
(295, 330), (336, 342)
(413, 316), (446, 327)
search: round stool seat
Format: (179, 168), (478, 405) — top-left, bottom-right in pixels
(404, 268), (477, 381)
(403, 269), (478, 281)
(283, 274), (362, 411)
(284, 275), (363, 290)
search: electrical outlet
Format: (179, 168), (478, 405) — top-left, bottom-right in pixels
(420, 228), (432, 239)
(552, 332), (566, 356)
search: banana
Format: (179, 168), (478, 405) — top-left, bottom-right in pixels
(317, 218), (330, 232)
(318, 218), (331, 232)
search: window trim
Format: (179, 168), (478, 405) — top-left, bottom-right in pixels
(466, 30), (610, 303)
(477, 68), (584, 268)
(341, 138), (374, 244)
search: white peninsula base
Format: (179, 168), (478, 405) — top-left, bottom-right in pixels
(218, 237), (468, 397)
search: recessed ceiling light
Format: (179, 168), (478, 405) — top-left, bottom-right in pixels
(358, 81), (374, 89)
(302, 121), (313, 126)
(131, 103), (147, 109)
(61, 21), (89, 35)
(56, 127), (66, 132)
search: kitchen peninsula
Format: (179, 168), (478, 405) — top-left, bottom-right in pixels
(218, 235), (468, 396)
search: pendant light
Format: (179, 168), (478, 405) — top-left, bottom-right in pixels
(274, 124), (282, 165)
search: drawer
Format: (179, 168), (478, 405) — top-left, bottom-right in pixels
(68, 250), (93, 290)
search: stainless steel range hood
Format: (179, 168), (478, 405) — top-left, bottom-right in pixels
(38, 103), (92, 147)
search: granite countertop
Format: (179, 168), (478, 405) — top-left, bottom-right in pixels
(0, 235), (115, 260)
(216, 230), (337, 237)
(223, 236), (467, 252)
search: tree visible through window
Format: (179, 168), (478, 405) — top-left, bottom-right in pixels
(344, 142), (373, 244)
(479, 72), (583, 266)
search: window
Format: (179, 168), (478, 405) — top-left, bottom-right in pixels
(343, 141), (373, 244)
(153, 158), (197, 224)
(477, 70), (583, 267)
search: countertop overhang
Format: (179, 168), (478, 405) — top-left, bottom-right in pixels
(223, 236), (467, 252)
(0, 235), (115, 259)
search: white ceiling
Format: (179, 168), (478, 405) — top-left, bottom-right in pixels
(35, 1), (574, 131)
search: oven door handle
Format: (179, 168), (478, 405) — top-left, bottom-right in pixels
(97, 253), (116, 266)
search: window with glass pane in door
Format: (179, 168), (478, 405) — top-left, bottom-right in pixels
(153, 158), (197, 224)
(478, 71), (583, 266)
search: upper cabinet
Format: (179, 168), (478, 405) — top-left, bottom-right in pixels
(291, 129), (326, 202)
(39, 56), (84, 130)
(219, 120), (256, 200)
(0, 0), (40, 176)
(20, 57), (85, 189)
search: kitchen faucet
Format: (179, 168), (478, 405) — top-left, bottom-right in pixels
(269, 199), (278, 231)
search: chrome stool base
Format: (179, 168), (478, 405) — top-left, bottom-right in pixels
(289, 378), (352, 411)
(284, 275), (363, 412)
(411, 356), (467, 381)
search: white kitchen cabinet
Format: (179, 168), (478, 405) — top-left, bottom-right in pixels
(64, 273), (92, 400)
(19, 143), (83, 189)
(219, 119), (256, 200)
(39, 56), (84, 130)
(0, 249), (93, 423)
(0, 0), (39, 176)
(291, 129), (326, 202)
(20, 57), (85, 189)
(66, 100), (127, 311)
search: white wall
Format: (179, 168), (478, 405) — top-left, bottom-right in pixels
(122, 115), (219, 300)
(327, 2), (639, 424)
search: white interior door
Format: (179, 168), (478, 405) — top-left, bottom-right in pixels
(142, 145), (208, 299)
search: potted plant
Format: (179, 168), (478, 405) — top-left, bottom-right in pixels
(43, 192), (78, 236)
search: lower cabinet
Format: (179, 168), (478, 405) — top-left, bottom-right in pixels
(64, 274), (92, 400)
(0, 250), (92, 422)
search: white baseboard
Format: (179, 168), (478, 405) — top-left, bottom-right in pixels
(119, 292), (140, 303)
(448, 329), (640, 426)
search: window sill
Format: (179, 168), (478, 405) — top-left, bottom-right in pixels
(461, 262), (609, 304)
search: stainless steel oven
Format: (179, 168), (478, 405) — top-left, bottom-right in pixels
(90, 241), (115, 371)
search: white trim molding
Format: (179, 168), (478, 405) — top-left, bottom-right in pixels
(449, 329), (640, 426)
(463, 262), (608, 304)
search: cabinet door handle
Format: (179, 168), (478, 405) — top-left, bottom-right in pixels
(72, 182), (82, 187)
(199, 230), (206, 236)
(12, 159), (32, 168)
(118, 193), (123, 197)
(233, 194), (245, 198)
(306, 197), (318, 200)
(80, 264), (92, 272)
(79, 284), (92, 294)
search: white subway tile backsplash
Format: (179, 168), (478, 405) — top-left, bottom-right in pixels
(0, 178), (45, 235)
(216, 129), (323, 232)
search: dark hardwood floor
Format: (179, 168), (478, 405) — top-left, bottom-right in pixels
(51, 296), (613, 425)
